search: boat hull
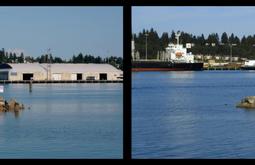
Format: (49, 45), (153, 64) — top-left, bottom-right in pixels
(132, 61), (204, 71)
(241, 66), (255, 70)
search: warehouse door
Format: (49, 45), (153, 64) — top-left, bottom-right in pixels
(23, 73), (33, 80)
(0, 71), (9, 80)
(77, 74), (82, 80)
(71, 74), (77, 80)
(52, 74), (62, 80)
(99, 73), (107, 80)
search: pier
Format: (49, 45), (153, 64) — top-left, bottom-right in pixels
(203, 62), (243, 70)
(204, 67), (241, 70)
(0, 80), (123, 84)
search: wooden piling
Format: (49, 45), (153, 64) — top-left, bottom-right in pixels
(29, 80), (32, 92)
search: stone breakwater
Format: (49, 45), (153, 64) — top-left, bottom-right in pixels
(0, 96), (24, 112)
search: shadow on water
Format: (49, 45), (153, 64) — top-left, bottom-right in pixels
(13, 110), (20, 118)
(238, 107), (255, 113)
(0, 110), (22, 119)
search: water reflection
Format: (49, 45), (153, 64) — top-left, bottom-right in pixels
(132, 71), (255, 158)
(0, 109), (23, 118)
(0, 83), (123, 158)
(167, 71), (195, 79)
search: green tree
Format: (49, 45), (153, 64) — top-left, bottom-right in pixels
(221, 32), (228, 44)
(160, 32), (169, 50)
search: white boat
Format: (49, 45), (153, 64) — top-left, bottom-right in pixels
(241, 60), (255, 70)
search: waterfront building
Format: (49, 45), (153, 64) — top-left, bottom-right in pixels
(214, 56), (221, 60)
(0, 63), (123, 81)
(224, 56), (230, 61)
(232, 57), (239, 62)
(205, 55), (212, 60)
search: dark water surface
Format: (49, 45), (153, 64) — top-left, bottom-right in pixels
(132, 70), (255, 158)
(0, 83), (122, 158)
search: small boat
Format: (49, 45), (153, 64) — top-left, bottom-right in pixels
(241, 60), (255, 70)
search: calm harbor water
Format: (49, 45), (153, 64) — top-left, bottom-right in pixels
(132, 70), (255, 158)
(0, 83), (122, 158)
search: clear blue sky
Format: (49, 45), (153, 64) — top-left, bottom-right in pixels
(0, 7), (123, 59)
(132, 7), (255, 39)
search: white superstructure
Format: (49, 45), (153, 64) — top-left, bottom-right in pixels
(165, 32), (194, 63)
(244, 60), (255, 67)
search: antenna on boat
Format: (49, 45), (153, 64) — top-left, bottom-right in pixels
(175, 32), (181, 45)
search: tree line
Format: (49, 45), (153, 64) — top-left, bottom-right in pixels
(0, 49), (123, 70)
(133, 28), (255, 60)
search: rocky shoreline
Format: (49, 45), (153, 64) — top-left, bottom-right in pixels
(0, 97), (24, 112)
(236, 96), (255, 109)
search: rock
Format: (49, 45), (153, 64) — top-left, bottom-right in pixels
(8, 99), (17, 111)
(0, 97), (5, 108)
(0, 105), (5, 112)
(236, 96), (255, 109)
(7, 99), (24, 111)
(0, 97), (25, 113)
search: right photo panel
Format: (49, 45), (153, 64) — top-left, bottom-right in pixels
(132, 6), (255, 158)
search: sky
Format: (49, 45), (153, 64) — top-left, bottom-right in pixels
(132, 7), (255, 39)
(0, 7), (123, 59)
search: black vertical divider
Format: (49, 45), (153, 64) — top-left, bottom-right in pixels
(123, 2), (132, 160)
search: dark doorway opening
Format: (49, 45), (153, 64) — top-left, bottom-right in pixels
(99, 73), (107, 80)
(23, 73), (33, 80)
(77, 74), (82, 80)
(0, 72), (9, 80)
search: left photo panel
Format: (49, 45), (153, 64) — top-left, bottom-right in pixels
(0, 6), (123, 159)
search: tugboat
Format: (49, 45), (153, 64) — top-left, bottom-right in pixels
(132, 32), (204, 71)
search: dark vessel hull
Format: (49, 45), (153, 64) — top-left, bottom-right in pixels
(132, 61), (204, 71)
(241, 66), (255, 70)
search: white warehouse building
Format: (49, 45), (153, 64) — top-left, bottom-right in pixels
(0, 63), (123, 81)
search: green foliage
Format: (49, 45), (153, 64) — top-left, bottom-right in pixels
(0, 50), (123, 70)
(134, 29), (255, 59)
(221, 32), (228, 44)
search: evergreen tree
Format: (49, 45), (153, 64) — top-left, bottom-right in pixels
(221, 32), (228, 44)
(170, 30), (176, 43)
(160, 32), (169, 50)
(229, 33), (235, 44)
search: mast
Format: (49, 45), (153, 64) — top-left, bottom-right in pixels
(175, 32), (181, 45)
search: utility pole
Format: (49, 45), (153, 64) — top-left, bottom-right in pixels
(229, 43), (237, 63)
(145, 33), (149, 60)
(230, 44), (232, 63)
(47, 48), (51, 80)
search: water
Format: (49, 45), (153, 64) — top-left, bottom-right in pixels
(0, 83), (122, 158)
(132, 70), (255, 158)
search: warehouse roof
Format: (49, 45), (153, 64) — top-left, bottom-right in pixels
(7, 63), (122, 73)
(0, 63), (12, 69)
(8, 63), (47, 73)
(45, 63), (122, 73)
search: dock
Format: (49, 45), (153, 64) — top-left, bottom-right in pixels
(204, 67), (241, 70)
(0, 80), (123, 84)
(203, 62), (243, 70)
